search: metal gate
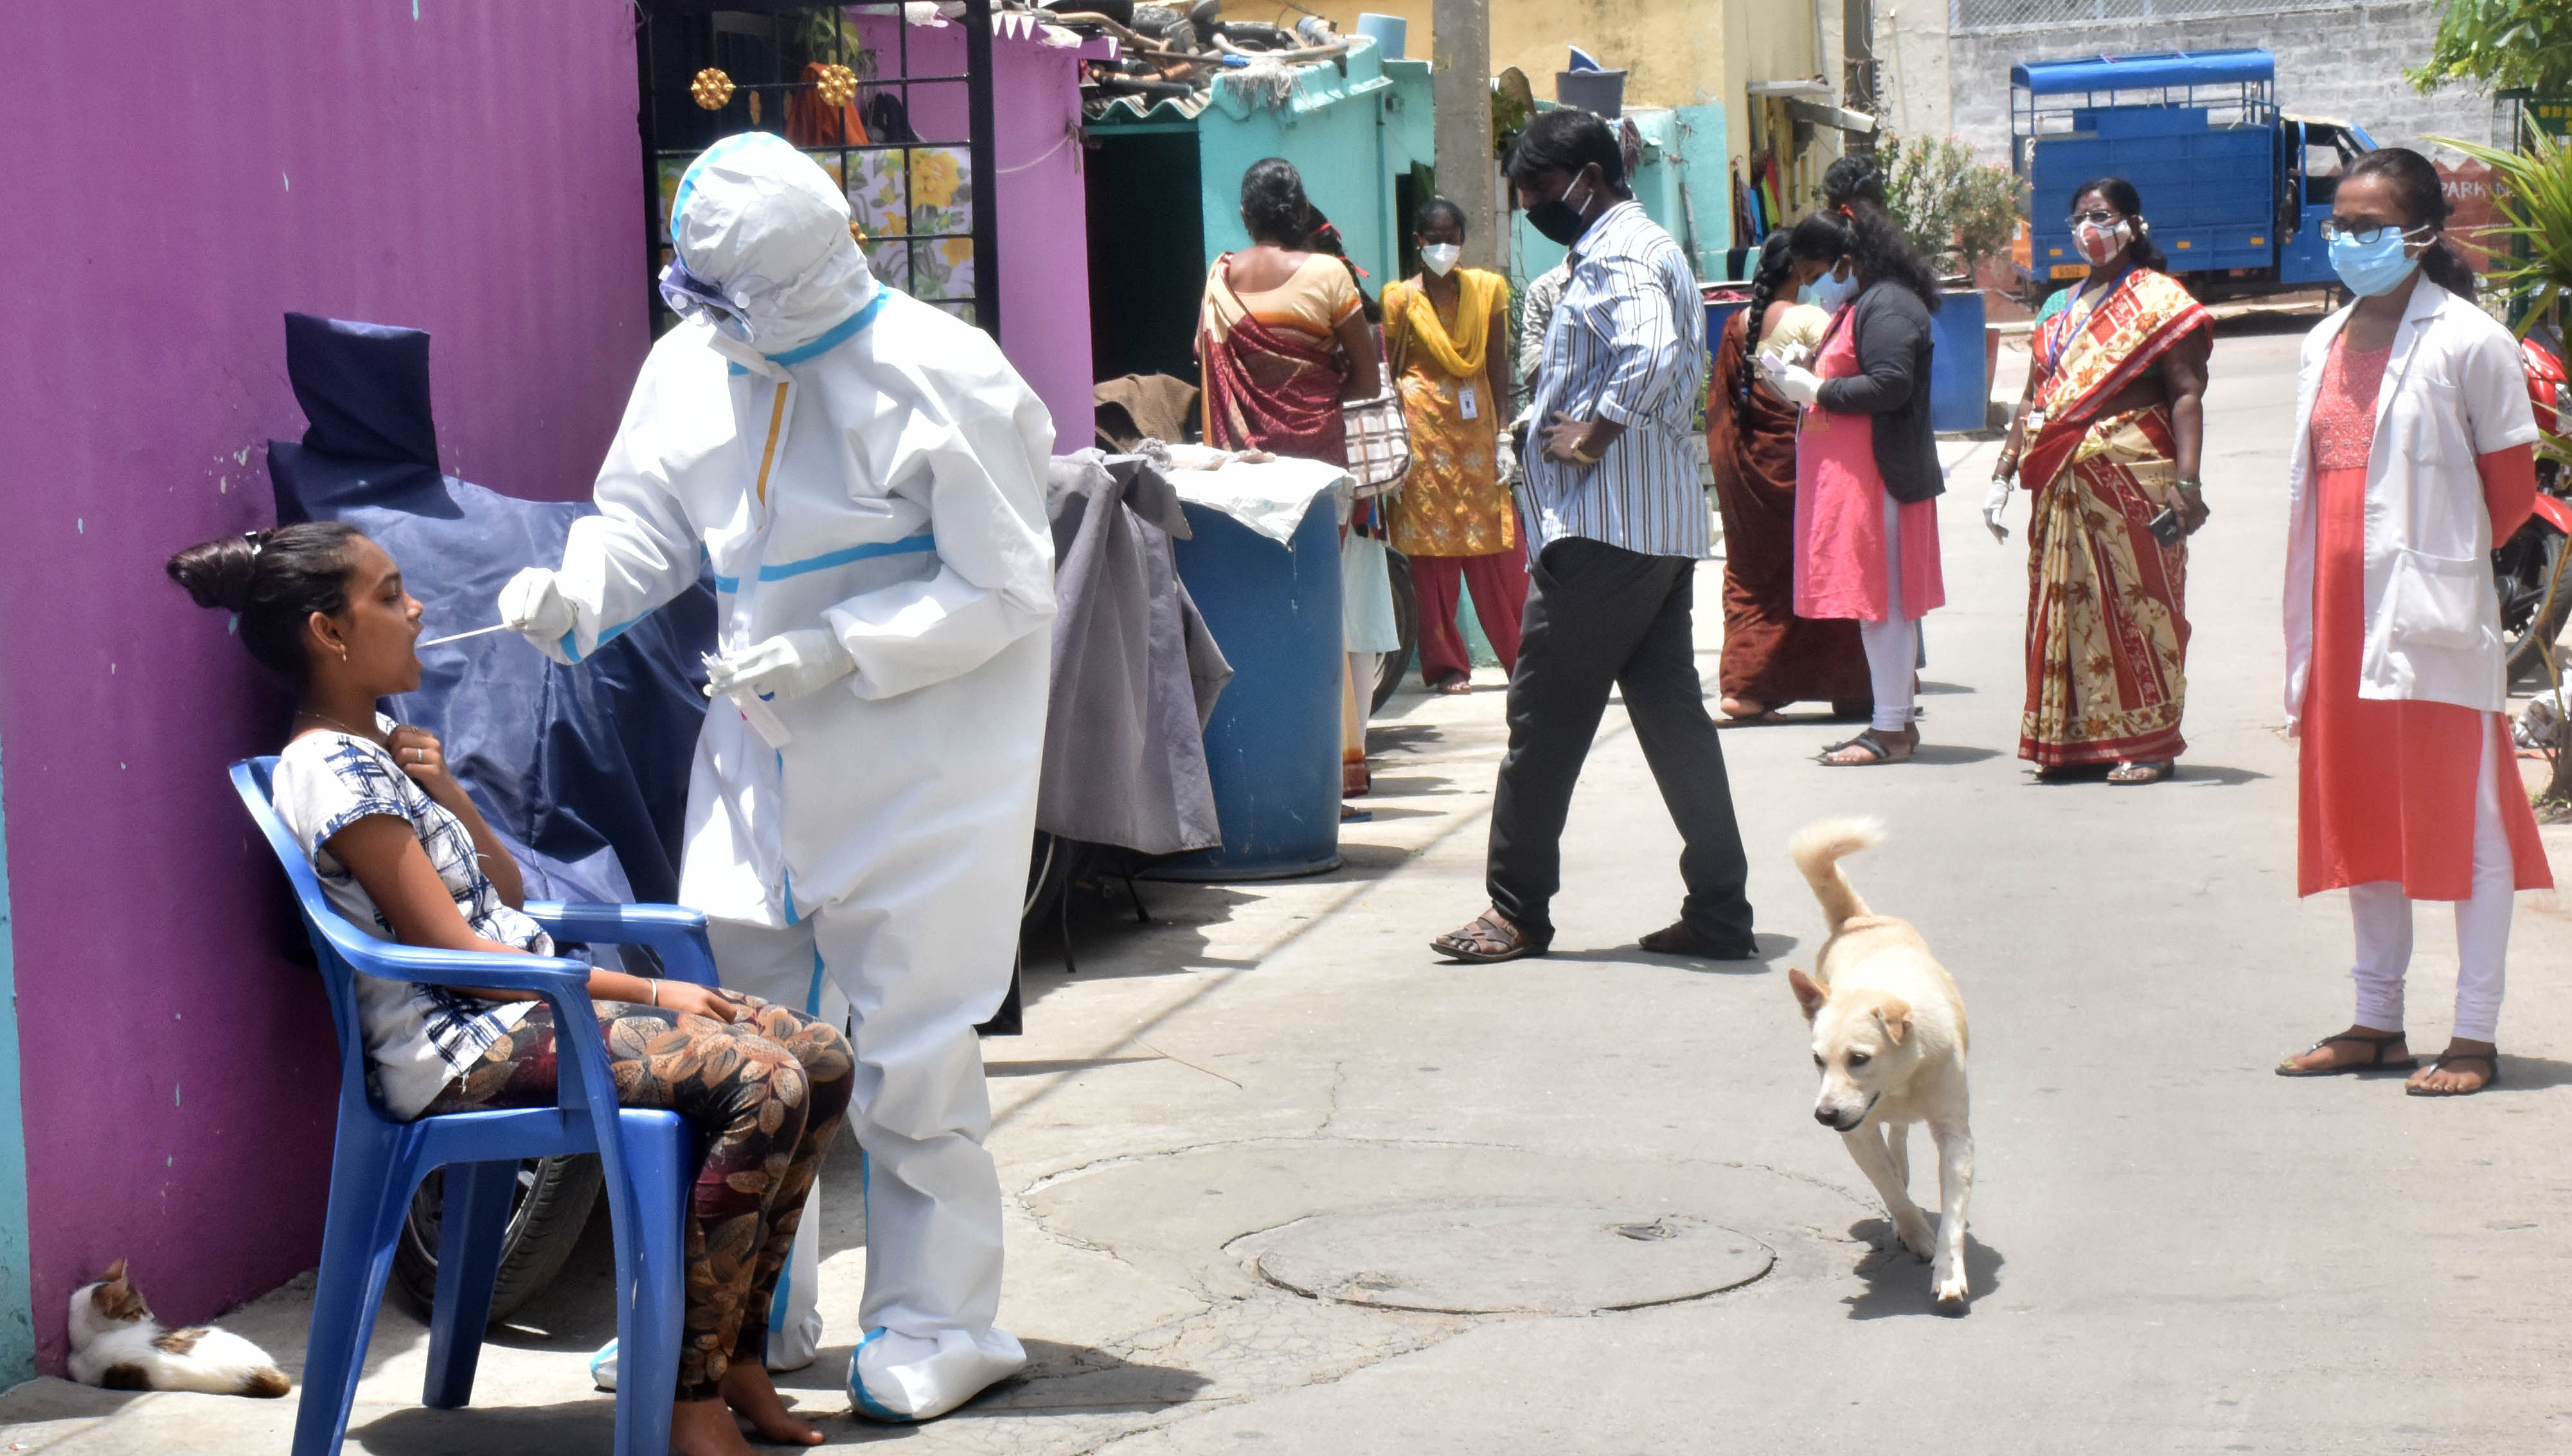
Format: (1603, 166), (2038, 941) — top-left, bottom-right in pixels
(636, 1), (1003, 339)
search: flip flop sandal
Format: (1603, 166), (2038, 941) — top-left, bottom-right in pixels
(2108, 761), (2177, 785)
(1431, 910), (1541, 964)
(2275, 1029), (2416, 1076)
(1817, 732), (1911, 766)
(2407, 1051), (2500, 1096)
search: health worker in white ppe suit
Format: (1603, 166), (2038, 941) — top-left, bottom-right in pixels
(501, 131), (1055, 1422)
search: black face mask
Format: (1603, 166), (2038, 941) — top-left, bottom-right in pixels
(1525, 175), (1594, 247)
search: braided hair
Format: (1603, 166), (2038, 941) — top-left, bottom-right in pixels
(1735, 232), (1798, 427)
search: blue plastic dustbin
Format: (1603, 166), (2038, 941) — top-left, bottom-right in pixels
(1929, 287), (1990, 434)
(1152, 492), (1344, 880)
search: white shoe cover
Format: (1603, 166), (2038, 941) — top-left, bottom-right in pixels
(849, 1326), (1027, 1422)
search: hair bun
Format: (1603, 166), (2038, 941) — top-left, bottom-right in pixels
(165, 533), (260, 613)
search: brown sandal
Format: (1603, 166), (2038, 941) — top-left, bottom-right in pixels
(1431, 909), (1544, 964)
(2275, 1029), (2415, 1076)
(1818, 729), (1915, 766)
(2407, 1051), (2499, 1097)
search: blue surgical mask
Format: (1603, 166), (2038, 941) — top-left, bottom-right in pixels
(2328, 226), (2429, 299)
(1800, 270), (1859, 312)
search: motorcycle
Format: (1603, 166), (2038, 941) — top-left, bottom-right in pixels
(2496, 324), (2572, 681)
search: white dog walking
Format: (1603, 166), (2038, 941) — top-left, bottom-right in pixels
(1785, 818), (1976, 1312)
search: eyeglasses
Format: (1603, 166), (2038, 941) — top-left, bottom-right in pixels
(2317, 218), (2433, 245)
(2064, 209), (2124, 228)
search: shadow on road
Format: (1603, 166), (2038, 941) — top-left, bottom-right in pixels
(355, 1401), (613, 1455)
(2494, 1052), (2572, 1091)
(1840, 1219), (2006, 1320)
(1911, 743), (2004, 766)
(1544, 931), (1800, 975)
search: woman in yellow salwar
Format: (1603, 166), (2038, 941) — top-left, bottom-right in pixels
(1381, 199), (1523, 693)
(1990, 178), (2212, 784)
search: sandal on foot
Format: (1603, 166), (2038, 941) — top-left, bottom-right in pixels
(2275, 1029), (2415, 1076)
(1818, 731), (1913, 766)
(1431, 673), (1474, 696)
(2407, 1051), (2499, 1097)
(2108, 761), (2176, 785)
(1431, 909), (1543, 964)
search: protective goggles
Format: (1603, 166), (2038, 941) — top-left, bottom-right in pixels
(657, 259), (756, 342)
(2316, 219), (2434, 245)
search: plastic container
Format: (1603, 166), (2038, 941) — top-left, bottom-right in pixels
(1555, 68), (1627, 118)
(1929, 287), (1990, 434)
(1152, 492), (1344, 880)
(1355, 13), (1406, 60)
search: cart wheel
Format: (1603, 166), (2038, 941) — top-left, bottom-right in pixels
(1373, 549), (1418, 715)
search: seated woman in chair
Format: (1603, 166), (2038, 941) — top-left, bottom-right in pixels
(169, 522), (846, 1456)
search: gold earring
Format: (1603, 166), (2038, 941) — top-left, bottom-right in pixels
(337, 644), (348, 661)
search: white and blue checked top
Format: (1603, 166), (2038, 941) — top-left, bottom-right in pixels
(274, 717), (544, 1119)
(1521, 200), (1710, 560)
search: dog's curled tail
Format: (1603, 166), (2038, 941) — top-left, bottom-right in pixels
(1789, 817), (1883, 931)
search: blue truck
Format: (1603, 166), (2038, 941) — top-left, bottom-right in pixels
(2010, 48), (2377, 304)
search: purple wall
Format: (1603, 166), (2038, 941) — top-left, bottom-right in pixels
(854, 10), (1102, 447)
(0, 3), (646, 1369)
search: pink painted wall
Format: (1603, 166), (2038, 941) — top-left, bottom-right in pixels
(852, 10), (1102, 448)
(0, 2), (646, 1368)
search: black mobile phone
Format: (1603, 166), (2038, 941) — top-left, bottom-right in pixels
(2147, 506), (2185, 547)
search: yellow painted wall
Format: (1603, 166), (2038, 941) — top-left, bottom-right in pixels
(1323, 0), (1814, 114)
(1325, 0), (1838, 229)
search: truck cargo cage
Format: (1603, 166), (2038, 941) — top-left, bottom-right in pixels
(2009, 48), (2352, 302)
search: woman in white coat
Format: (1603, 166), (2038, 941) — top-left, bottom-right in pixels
(2274, 148), (2550, 1096)
(503, 132), (1055, 1416)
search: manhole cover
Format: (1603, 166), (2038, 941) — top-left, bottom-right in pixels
(1246, 1202), (1774, 1315)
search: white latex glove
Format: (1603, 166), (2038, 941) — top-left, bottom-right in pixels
(1769, 364), (1823, 407)
(499, 567), (578, 664)
(702, 629), (855, 704)
(1982, 476), (2014, 542)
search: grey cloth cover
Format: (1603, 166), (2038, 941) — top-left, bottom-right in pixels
(1039, 450), (1233, 855)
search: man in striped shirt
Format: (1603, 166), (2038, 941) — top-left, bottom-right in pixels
(1433, 108), (1758, 964)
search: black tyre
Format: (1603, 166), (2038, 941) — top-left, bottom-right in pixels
(2496, 518), (2572, 682)
(1372, 549), (1418, 714)
(390, 1154), (604, 1326)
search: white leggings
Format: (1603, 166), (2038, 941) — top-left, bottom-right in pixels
(1860, 492), (1920, 734)
(2349, 718), (2517, 1044)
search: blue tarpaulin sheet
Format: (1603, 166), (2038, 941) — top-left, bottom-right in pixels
(264, 313), (717, 912)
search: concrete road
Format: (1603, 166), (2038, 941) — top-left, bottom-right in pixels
(11, 314), (2570, 1455)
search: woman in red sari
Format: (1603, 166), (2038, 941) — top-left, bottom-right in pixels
(1990, 178), (2211, 784)
(1197, 158), (1380, 461)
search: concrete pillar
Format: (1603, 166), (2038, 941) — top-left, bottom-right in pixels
(1432, 0), (1499, 267)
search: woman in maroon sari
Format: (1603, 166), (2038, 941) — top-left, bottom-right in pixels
(1198, 158), (1381, 461)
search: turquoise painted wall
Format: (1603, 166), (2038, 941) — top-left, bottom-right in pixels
(1506, 105), (1731, 292)
(0, 736), (35, 1387)
(1194, 37), (1404, 287)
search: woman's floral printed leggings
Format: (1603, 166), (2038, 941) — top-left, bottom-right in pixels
(424, 995), (853, 1400)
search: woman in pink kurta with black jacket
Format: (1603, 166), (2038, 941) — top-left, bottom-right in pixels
(1765, 209), (1947, 765)
(2274, 149), (2548, 1097)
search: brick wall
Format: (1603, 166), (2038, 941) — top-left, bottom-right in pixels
(1947, 3), (2498, 163)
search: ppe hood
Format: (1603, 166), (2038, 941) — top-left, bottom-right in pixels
(670, 132), (878, 357)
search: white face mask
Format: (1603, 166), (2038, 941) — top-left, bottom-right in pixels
(1420, 243), (1461, 276)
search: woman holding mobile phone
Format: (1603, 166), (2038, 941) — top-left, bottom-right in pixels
(1989, 177), (2212, 785)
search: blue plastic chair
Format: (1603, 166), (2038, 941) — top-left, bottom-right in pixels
(231, 758), (715, 1456)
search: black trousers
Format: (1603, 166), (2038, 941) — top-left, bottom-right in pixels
(1485, 536), (1755, 949)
